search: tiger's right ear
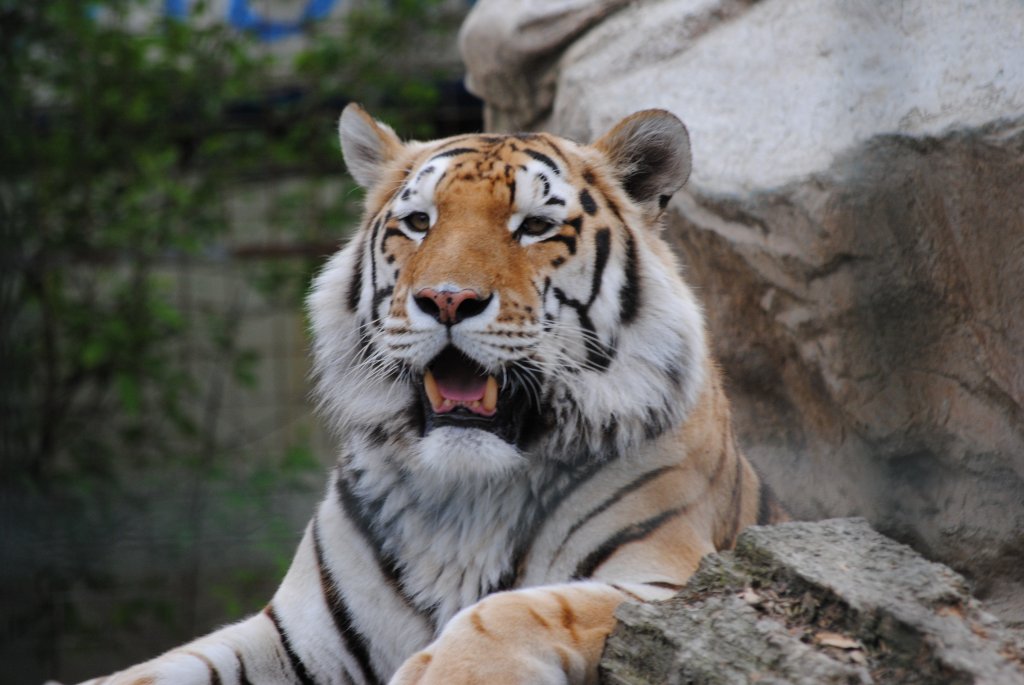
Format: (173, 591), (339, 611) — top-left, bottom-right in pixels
(339, 103), (403, 189)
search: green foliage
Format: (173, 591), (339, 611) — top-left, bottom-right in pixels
(2, 0), (463, 485)
(297, 0), (464, 135)
(0, 1), (471, 679)
(2, 1), (267, 485)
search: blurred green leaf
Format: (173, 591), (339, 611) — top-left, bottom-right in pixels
(80, 339), (108, 370)
(232, 348), (259, 387)
(115, 372), (140, 416)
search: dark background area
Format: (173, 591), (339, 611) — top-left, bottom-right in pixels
(0, 2), (481, 682)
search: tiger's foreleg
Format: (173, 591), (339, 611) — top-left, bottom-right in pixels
(389, 582), (629, 685)
(74, 610), (304, 685)
(74, 522), (358, 685)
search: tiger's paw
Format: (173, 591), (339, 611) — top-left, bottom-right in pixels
(389, 646), (572, 685)
(389, 589), (611, 685)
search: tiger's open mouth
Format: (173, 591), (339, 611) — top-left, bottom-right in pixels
(424, 346), (498, 417)
(420, 346), (528, 444)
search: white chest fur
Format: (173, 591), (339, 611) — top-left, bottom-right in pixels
(343, 439), (599, 630)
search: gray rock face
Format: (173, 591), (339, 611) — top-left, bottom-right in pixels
(460, 0), (1024, 611)
(601, 519), (1024, 685)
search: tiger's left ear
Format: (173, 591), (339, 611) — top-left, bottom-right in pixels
(593, 110), (691, 216)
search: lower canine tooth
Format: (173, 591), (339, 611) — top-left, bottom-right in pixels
(483, 376), (498, 412)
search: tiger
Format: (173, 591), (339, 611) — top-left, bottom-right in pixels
(71, 104), (785, 685)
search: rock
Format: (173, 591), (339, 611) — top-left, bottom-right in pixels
(600, 519), (1024, 684)
(457, 0), (632, 132)
(460, 0), (1024, 608)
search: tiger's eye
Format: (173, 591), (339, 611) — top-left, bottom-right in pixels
(519, 216), (555, 237)
(405, 212), (430, 233)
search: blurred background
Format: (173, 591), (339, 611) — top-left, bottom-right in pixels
(5, 1), (1024, 683)
(0, 1), (480, 682)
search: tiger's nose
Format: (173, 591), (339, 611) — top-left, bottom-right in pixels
(413, 288), (492, 325)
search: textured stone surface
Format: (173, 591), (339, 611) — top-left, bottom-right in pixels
(665, 124), (1024, 597)
(457, 0), (631, 132)
(460, 0), (1024, 611)
(464, 0), (1024, 192)
(604, 595), (872, 685)
(601, 519), (1024, 685)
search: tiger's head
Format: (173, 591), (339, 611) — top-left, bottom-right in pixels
(310, 105), (706, 481)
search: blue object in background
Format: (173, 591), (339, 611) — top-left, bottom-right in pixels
(227, 0), (338, 41)
(164, 0), (475, 41)
(164, 0), (339, 40)
(164, 0), (189, 19)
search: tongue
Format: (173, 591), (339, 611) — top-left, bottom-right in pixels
(423, 364), (499, 417)
(436, 376), (486, 402)
(424, 348), (499, 416)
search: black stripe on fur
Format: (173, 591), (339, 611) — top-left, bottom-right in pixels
(368, 219), (382, 293)
(579, 188), (598, 216)
(312, 517), (382, 685)
(546, 234), (577, 254)
(234, 649), (254, 685)
(265, 605), (316, 685)
(571, 504), (687, 580)
(429, 146), (477, 161)
(589, 228), (611, 306)
(555, 465), (676, 560)
(619, 229), (641, 325)
(186, 652), (222, 685)
(381, 227), (408, 250)
(347, 238), (364, 312)
(524, 149), (562, 176)
(495, 457), (613, 593)
(334, 471), (428, 618)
